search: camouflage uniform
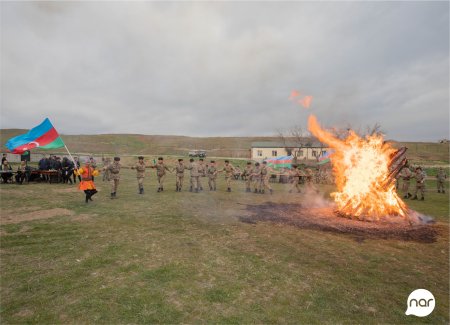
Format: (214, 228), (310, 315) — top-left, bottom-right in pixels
(412, 168), (426, 200)
(221, 162), (235, 192)
(289, 166), (302, 193)
(400, 166), (412, 198)
(154, 161), (170, 192)
(207, 164), (218, 191)
(436, 168), (447, 193)
(197, 161), (207, 191)
(131, 159), (146, 194)
(188, 160), (200, 192)
(243, 164), (253, 192)
(175, 162), (187, 192)
(107, 159), (121, 198)
(251, 164), (262, 193)
(260, 163), (273, 194)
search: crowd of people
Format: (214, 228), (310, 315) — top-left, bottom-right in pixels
(1, 153), (447, 205)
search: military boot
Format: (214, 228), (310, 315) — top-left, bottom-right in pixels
(227, 187), (231, 192)
(189, 186), (193, 192)
(254, 189), (258, 193)
(157, 188), (161, 193)
(438, 190), (441, 193)
(421, 197), (424, 201)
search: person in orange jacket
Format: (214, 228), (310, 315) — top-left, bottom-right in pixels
(77, 158), (100, 203)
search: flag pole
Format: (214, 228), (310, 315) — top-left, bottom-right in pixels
(63, 143), (80, 172)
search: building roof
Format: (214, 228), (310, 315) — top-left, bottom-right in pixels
(251, 141), (326, 148)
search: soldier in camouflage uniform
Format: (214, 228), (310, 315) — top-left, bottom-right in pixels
(197, 158), (207, 191)
(260, 161), (273, 194)
(102, 158), (111, 182)
(207, 160), (218, 191)
(131, 156), (146, 194)
(436, 167), (447, 193)
(188, 158), (200, 192)
(152, 157), (171, 192)
(250, 162), (262, 193)
(175, 159), (187, 192)
(411, 167), (426, 201)
(242, 162), (253, 192)
(400, 165), (413, 199)
(289, 164), (302, 193)
(219, 160), (235, 192)
(105, 157), (121, 199)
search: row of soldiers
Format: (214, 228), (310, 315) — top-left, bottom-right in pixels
(397, 165), (447, 201)
(101, 157), (320, 198)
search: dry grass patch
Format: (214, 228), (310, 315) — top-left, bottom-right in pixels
(1, 208), (75, 225)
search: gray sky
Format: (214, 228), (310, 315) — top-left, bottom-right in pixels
(1, 1), (448, 141)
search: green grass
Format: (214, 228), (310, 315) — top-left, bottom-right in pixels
(0, 169), (448, 324)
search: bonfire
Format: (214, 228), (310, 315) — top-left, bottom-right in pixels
(308, 115), (408, 222)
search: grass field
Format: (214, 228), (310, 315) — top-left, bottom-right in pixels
(0, 168), (449, 324)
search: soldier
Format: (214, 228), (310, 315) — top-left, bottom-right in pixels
(175, 159), (187, 192)
(242, 162), (253, 192)
(188, 158), (200, 192)
(105, 156), (121, 199)
(78, 158), (99, 203)
(219, 160), (235, 192)
(436, 167), (447, 194)
(305, 167), (313, 187)
(197, 158), (207, 191)
(152, 157), (171, 192)
(207, 160), (218, 191)
(131, 156), (146, 194)
(260, 161), (273, 194)
(289, 164), (302, 193)
(400, 165), (413, 199)
(250, 162), (262, 193)
(102, 157), (111, 182)
(411, 166), (425, 201)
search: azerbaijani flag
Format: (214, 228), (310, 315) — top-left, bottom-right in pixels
(264, 156), (293, 169)
(5, 118), (65, 154)
(317, 149), (334, 165)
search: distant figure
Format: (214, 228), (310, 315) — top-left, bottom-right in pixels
(1, 159), (13, 183)
(289, 164), (302, 193)
(400, 165), (413, 199)
(174, 159), (186, 192)
(102, 158), (111, 182)
(197, 158), (206, 191)
(411, 167), (426, 201)
(73, 156), (81, 183)
(131, 156), (146, 194)
(15, 161), (28, 184)
(105, 157), (121, 199)
(188, 158), (200, 193)
(220, 160), (235, 192)
(260, 161), (273, 194)
(77, 158), (99, 203)
(242, 162), (253, 192)
(207, 160), (218, 191)
(1, 153), (7, 164)
(250, 162), (262, 193)
(152, 157), (171, 192)
(61, 157), (74, 184)
(436, 167), (447, 194)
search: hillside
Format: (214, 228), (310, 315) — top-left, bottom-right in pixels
(1, 129), (448, 162)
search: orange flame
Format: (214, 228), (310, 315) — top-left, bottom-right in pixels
(308, 115), (408, 221)
(299, 95), (313, 108)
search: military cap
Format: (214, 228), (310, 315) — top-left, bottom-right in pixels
(189, 158), (194, 162)
(158, 157), (163, 160)
(178, 159), (183, 162)
(225, 160), (229, 163)
(210, 160), (215, 163)
(247, 162), (252, 165)
(114, 157), (120, 161)
(255, 162), (260, 166)
(292, 164), (298, 168)
(138, 156), (144, 160)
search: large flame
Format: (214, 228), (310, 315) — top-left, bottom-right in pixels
(308, 115), (408, 221)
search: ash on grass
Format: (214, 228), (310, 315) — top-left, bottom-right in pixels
(239, 202), (441, 243)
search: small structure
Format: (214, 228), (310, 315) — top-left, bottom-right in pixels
(188, 150), (207, 158)
(251, 141), (330, 162)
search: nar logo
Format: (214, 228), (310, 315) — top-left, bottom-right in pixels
(405, 289), (435, 317)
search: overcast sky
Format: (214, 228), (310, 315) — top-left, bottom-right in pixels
(1, 1), (448, 141)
